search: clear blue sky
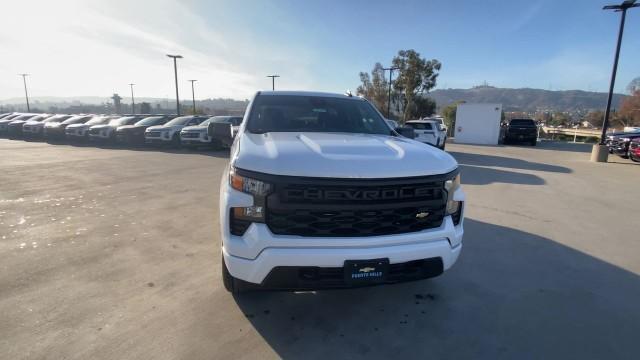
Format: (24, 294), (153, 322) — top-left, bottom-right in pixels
(2, 0), (639, 100)
(201, 0), (640, 93)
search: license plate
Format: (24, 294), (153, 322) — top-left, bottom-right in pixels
(344, 258), (389, 285)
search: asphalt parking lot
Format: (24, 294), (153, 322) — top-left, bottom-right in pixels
(1, 139), (639, 360)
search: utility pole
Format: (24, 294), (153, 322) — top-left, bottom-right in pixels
(592, 0), (639, 161)
(382, 67), (399, 118)
(18, 74), (30, 112)
(129, 83), (136, 114)
(267, 75), (280, 91)
(188, 79), (197, 114)
(166, 54), (183, 115)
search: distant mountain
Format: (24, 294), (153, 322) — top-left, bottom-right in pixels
(428, 86), (627, 112)
(0, 96), (248, 113)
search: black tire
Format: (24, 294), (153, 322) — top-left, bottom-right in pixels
(171, 134), (181, 148)
(222, 256), (242, 294)
(440, 142), (446, 150)
(630, 153), (639, 162)
(530, 139), (537, 146)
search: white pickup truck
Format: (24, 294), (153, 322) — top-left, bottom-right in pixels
(214, 91), (465, 293)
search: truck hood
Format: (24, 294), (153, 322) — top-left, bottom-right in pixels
(232, 132), (458, 178)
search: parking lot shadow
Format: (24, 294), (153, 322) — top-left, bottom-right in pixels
(225, 218), (640, 359)
(449, 151), (571, 174)
(458, 164), (545, 185)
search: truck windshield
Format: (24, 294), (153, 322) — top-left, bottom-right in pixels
(246, 95), (390, 135)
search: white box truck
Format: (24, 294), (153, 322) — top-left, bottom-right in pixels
(454, 103), (502, 145)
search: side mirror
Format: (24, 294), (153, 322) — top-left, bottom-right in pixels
(395, 126), (415, 139)
(208, 122), (234, 146)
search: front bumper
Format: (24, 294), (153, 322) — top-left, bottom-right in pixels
(22, 126), (44, 137)
(221, 182), (465, 287)
(116, 132), (145, 144)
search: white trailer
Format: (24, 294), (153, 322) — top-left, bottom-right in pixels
(454, 103), (502, 145)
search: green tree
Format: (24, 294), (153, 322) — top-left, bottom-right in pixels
(441, 101), (462, 134)
(391, 49), (441, 121)
(356, 63), (390, 116)
(627, 77), (640, 94)
(549, 112), (570, 127)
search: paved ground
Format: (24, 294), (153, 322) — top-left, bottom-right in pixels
(1, 139), (639, 360)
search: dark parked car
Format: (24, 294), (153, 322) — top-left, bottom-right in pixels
(0, 114), (38, 136)
(7, 114), (52, 138)
(115, 115), (174, 145)
(605, 130), (640, 149)
(180, 116), (242, 148)
(607, 133), (640, 158)
(501, 118), (538, 145)
(43, 115), (93, 140)
(629, 138), (640, 162)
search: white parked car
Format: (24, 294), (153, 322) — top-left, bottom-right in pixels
(22, 114), (72, 138)
(216, 91), (464, 293)
(145, 115), (209, 146)
(65, 115), (115, 140)
(88, 116), (143, 142)
(405, 119), (447, 149)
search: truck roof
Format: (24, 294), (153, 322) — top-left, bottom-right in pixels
(257, 90), (364, 100)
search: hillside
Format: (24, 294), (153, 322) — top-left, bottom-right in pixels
(428, 87), (627, 112)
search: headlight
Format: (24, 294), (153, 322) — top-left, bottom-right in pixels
(444, 173), (461, 215)
(229, 167), (272, 196)
(621, 137), (631, 142)
(229, 168), (272, 229)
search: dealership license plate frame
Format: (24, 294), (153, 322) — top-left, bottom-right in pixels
(344, 258), (389, 285)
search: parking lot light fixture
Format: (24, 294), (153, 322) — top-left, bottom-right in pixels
(188, 80), (197, 114)
(18, 74), (30, 112)
(166, 54), (183, 115)
(129, 83), (135, 115)
(599, 0), (639, 144)
(267, 75), (280, 91)
(382, 67), (399, 118)
(591, 0), (638, 162)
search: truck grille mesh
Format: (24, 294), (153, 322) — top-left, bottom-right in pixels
(265, 177), (447, 237)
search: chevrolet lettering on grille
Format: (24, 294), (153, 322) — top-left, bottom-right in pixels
(284, 186), (434, 201)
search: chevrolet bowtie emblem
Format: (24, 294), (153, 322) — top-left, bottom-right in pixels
(359, 267), (376, 273)
(415, 212), (430, 219)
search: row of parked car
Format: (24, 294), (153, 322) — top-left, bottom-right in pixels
(0, 112), (243, 148)
(605, 130), (640, 162)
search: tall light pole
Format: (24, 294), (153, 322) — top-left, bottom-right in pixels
(166, 54), (183, 115)
(382, 67), (399, 118)
(600, 0), (639, 144)
(188, 79), (197, 114)
(128, 83), (136, 114)
(18, 74), (30, 112)
(267, 75), (280, 91)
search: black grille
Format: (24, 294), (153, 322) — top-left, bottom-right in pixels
(261, 172), (452, 237)
(147, 131), (161, 137)
(89, 128), (101, 135)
